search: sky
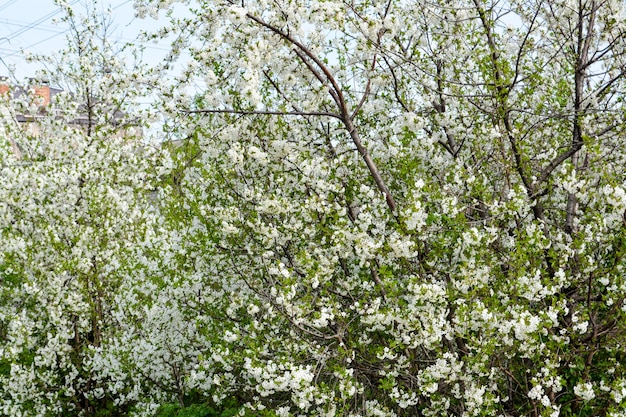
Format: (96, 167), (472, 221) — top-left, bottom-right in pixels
(0, 0), (173, 83)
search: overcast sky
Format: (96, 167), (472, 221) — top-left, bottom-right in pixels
(0, 0), (174, 83)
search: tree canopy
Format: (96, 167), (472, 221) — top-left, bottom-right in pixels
(1, 0), (626, 416)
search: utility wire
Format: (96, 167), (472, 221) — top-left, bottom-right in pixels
(0, 18), (66, 35)
(0, 0), (80, 45)
(0, 0), (19, 13)
(2, 31), (68, 58)
(113, 0), (132, 10)
(1, 0), (169, 58)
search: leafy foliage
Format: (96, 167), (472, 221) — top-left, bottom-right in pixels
(2, 0), (626, 416)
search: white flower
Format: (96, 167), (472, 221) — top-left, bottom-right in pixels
(573, 320), (589, 334)
(528, 384), (544, 400)
(247, 304), (260, 315)
(223, 330), (238, 342)
(574, 382), (596, 401)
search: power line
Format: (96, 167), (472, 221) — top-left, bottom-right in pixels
(0, 0), (180, 79)
(0, 0), (80, 45)
(0, 46), (20, 54)
(3, 33), (172, 59)
(2, 32), (68, 58)
(0, 0), (170, 57)
(113, 0), (132, 10)
(0, 18), (66, 35)
(0, 0), (19, 13)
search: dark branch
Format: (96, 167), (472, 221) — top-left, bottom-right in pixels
(183, 108), (343, 120)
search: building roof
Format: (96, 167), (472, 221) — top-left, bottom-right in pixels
(0, 76), (138, 130)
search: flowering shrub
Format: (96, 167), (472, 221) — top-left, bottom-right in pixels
(2, 0), (626, 416)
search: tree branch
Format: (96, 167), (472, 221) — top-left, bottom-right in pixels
(241, 9), (397, 212)
(183, 108), (343, 120)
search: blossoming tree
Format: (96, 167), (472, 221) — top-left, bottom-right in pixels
(0, 1), (165, 415)
(2, 0), (626, 416)
(111, 0), (626, 415)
